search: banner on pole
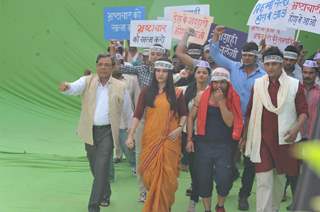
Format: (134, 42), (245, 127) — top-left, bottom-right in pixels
(247, 0), (290, 29)
(286, 0), (320, 35)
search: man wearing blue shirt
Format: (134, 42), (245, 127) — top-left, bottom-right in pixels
(210, 25), (266, 211)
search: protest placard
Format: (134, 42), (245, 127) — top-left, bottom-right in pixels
(104, 6), (145, 40)
(286, 0), (320, 34)
(208, 24), (248, 61)
(164, 4), (210, 20)
(129, 20), (173, 49)
(248, 26), (295, 50)
(172, 12), (213, 45)
(247, 0), (290, 29)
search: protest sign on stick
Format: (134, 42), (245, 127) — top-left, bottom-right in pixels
(172, 12), (213, 45)
(286, 0), (320, 35)
(104, 6), (145, 40)
(208, 24), (248, 61)
(130, 20), (173, 49)
(248, 26), (295, 50)
(164, 4), (210, 20)
(247, 0), (290, 29)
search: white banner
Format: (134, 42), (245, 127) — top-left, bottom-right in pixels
(247, 0), (291, 29)
(164, 4), (210, 20)
(248, 26), (296, 51)
(286, 0), (320, 34)
(171, 12), (214, 45)
(130, 20), (173, 49)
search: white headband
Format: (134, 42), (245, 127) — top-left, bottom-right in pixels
(142, 48), (150, 56)
(187, 49), (202, 56)
(264, 55), (283, 64)
(154, 60), (174, 70)
(150, 46), (165, 54)
(284, 51), (298, 60)
(242, 50), (258, 56)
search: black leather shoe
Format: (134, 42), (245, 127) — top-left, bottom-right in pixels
(100, 198), (110, 207)
(186, 188), (192, 196)
(113, 158), (122, 163)
(238, 197), (249, 211)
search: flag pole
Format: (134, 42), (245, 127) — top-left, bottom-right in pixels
(295, 29), (301, 41)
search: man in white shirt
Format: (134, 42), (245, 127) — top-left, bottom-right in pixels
(59, 53), (132, 212)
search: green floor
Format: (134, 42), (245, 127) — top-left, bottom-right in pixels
(0, 152), (295, 212)
(0, 98), (293, 212)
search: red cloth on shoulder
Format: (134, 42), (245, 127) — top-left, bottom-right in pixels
(197, 83), (243, 140)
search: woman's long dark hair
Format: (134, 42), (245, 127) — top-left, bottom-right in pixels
(184, 66), (211, 110)
(184, 81), (197, 110)
(145, 58), (178, 113)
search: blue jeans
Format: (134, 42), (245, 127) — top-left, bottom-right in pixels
(109, 129), (136, 180)
(119, 129), (136, 168)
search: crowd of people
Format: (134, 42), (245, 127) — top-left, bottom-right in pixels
(59, 25), (320, 212)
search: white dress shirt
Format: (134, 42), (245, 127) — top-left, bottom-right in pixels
(63, 76), (132, 126)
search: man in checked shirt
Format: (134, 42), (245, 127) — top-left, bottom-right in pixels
(110, 42), (165, 202)
(110, 43), (166, 88)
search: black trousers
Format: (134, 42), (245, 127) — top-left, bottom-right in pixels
(238, 156), (255, 198)
(182, 132), (199, 202)
(85, 125), (113, 212)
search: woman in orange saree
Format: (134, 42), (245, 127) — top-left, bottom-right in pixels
(126, 58), (188, 212)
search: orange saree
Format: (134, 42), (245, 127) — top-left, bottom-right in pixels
(139, 92), (181, 212)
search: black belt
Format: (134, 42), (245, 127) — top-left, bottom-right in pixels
(93, 125), (111, 129)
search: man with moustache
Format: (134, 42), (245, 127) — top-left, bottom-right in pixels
(59, 53), (132, 212)
(283, 45), (303, 81)
(301, 60), (320, 140)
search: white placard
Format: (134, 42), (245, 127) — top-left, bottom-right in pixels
(247, 0), (291, 29)
(286, 0), (320, 35)
(248, 26), (296, 50)
(130, 20), (173, 49)
(164, 4), (210, 20)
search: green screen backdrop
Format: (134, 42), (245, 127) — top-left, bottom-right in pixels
(0, 0), (319, 155)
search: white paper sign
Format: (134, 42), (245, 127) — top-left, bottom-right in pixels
(164, 4), (210, 20)
(247, 0), (291, 29)
(171, 12), (213, 45)
(130, 20), (173, 49)
(286, 0), (320, 35)
(248, 26), (296, 51)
